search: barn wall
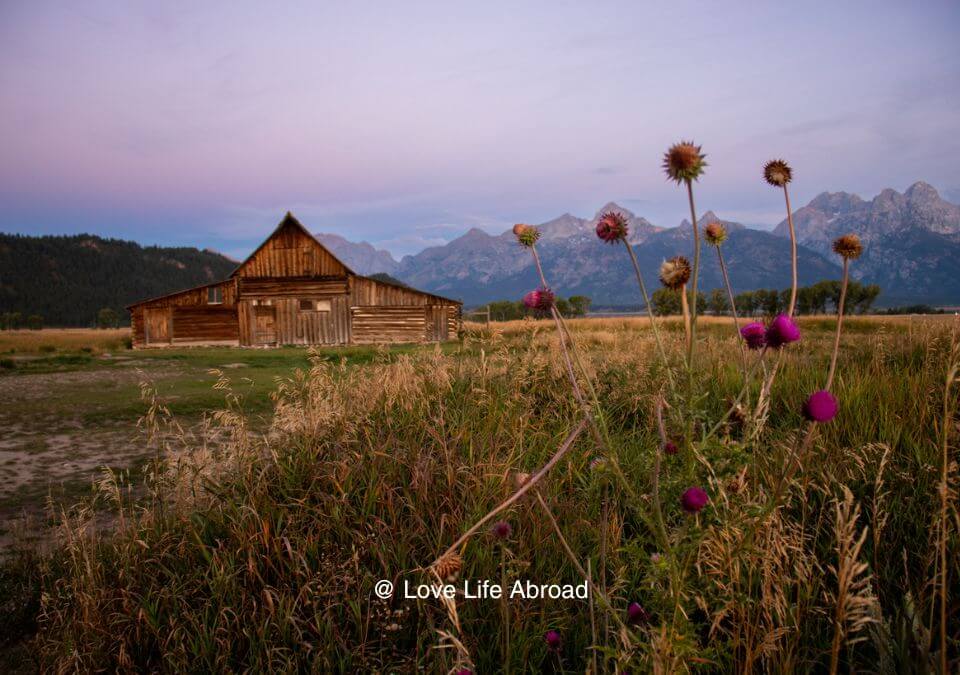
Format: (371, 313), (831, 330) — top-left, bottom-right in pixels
(234, 221), (348, 278)
(351, 306), (427, 344)
(238, 277), (348, 296)
(238, 296), (350, 346)
(171, 306), (239, 344)
(350, 276), (454, 307)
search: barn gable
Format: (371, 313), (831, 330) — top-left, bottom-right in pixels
(231, 212), (354, 279)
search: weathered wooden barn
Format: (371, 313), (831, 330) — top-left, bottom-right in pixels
(127, 213), (461, 348)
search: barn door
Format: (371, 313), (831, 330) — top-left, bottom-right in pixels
(254, 306), (277, 345)
(144, 308), (171, 344)
(428, 306), (448, 341)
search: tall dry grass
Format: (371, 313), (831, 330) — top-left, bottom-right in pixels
(10, 316), (954, 672)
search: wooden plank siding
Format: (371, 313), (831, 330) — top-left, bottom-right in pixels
(238, 277), (348, 296)
(128, 212), (461, 348)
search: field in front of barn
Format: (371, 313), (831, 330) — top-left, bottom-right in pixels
(0, 317), (958, 672)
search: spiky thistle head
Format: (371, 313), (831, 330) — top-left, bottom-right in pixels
(512, 223), (540, 247)
(433, 552), (463, 581)
(763, 159), (792, 187)
(544, 630), (562, 652)
(765, 314), (801, 348)
(803, 390), (839, 422)
(681, 486), (709, 514)
(627, 602), (650, 626)
(663, 141), (707, 184)
(740, 322), (767, 350)
(490, 520), (512, 541)
(663, 440), (679, 455)
(704, 221), (728, 246)
(659, 256), (691, 290)
(522, 287), (555, 311)
(595, 211), (630, 243)
(832, 233), (863, 260)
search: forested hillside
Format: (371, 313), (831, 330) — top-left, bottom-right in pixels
(0, 233), (237, 326)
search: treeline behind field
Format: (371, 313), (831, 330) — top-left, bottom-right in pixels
(650, 280), (882, 316)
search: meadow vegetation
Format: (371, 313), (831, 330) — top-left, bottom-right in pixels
(0, 314), (953, 672)
(3, 147), (958, 673)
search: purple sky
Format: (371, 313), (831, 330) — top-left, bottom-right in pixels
(2, 1), (958, 260)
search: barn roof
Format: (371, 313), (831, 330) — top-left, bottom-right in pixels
(128, 212), (462, 309)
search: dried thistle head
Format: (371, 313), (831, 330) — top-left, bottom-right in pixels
(595, 211), (629, 243)
(832, 233), (863, 260)
(513, 471), (531, 489)
(433, 552), (463, 582)
(763, 159), (792, 187)
(663, 141), (706, 184)
(512, 223), (540, 247)
(704, 221), (728, 246)
(659, 256), (691, 290)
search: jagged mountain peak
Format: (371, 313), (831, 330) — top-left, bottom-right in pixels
(315, 232), (399, 276)
(594, 202), (636, 219)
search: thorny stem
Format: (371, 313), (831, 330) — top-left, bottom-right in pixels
(716, 245), (748, 379)
(680, 284), (692, 352)
(433, 419), (588, 566)
(686, 180), (701, 370)
(784, 184), (798, 317)
(702, 347), (769, 442)
(534, 490), (631, 636)
(825, 258), (849, 391)
(625, 241), (674, 388)
(652, 396), (672, 554)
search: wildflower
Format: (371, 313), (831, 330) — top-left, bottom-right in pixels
(803, 390), (839, 422)
(704, 221), (728, 246)
(455, 670), (472, 675)
(832, 233), (863, 260)
(663, 141), (707, 184)
(740, 322), (767, 350)
(658, 256), (691, 290)
(650, 552), (662, 564)
(596, 211), (629, 243)
(545, 629), (562, 652)
(663, 440), (679, 455)
(627, 602), (650, 626)
(513, 223), (541, 247)
(763, 159), (793, 187)
(513, 472), (531, 489)
(491, 520), (512, 541)
(433, 552), (463, 582)
(681, 486), (709, 514)
(522, 287), (555, 311)
(589, 456), (607, 471)
(765, 314), (801, 348)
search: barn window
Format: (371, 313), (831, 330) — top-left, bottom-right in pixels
(207, 287), (223, 304)
(316, 299), (331, 312)
(299, 299), (315, 311)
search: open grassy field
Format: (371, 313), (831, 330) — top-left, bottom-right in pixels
(0, 316), (957, 672)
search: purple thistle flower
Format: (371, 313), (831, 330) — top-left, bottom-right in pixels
(491, 520), (512, 540)
(663, 440), (679, 455)
(545, 629), (562, 652)
(765, 314), (801, 348)
(522, 287), (555, 311)
(627, 602), (650, 626)
(740, 322), (767, 350)
(595, 211), (629, 243)
(455, 670), (473, 675)
(681, 486), (709, 514)
(803, 390), (839, 422)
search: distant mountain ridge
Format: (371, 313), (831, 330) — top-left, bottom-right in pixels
(771, 181), (960, 304)
(317, 181), (960, 307)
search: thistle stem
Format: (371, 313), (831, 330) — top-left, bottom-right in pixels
(783, 185), (798, 317)
(686, 180), (701, 367)
(825, 258), (849, 391)
(433, 419), (588, 566)
(680, 284), (691, 351)
(625, 241), (674, 388)
(716, 246), (748, 379)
